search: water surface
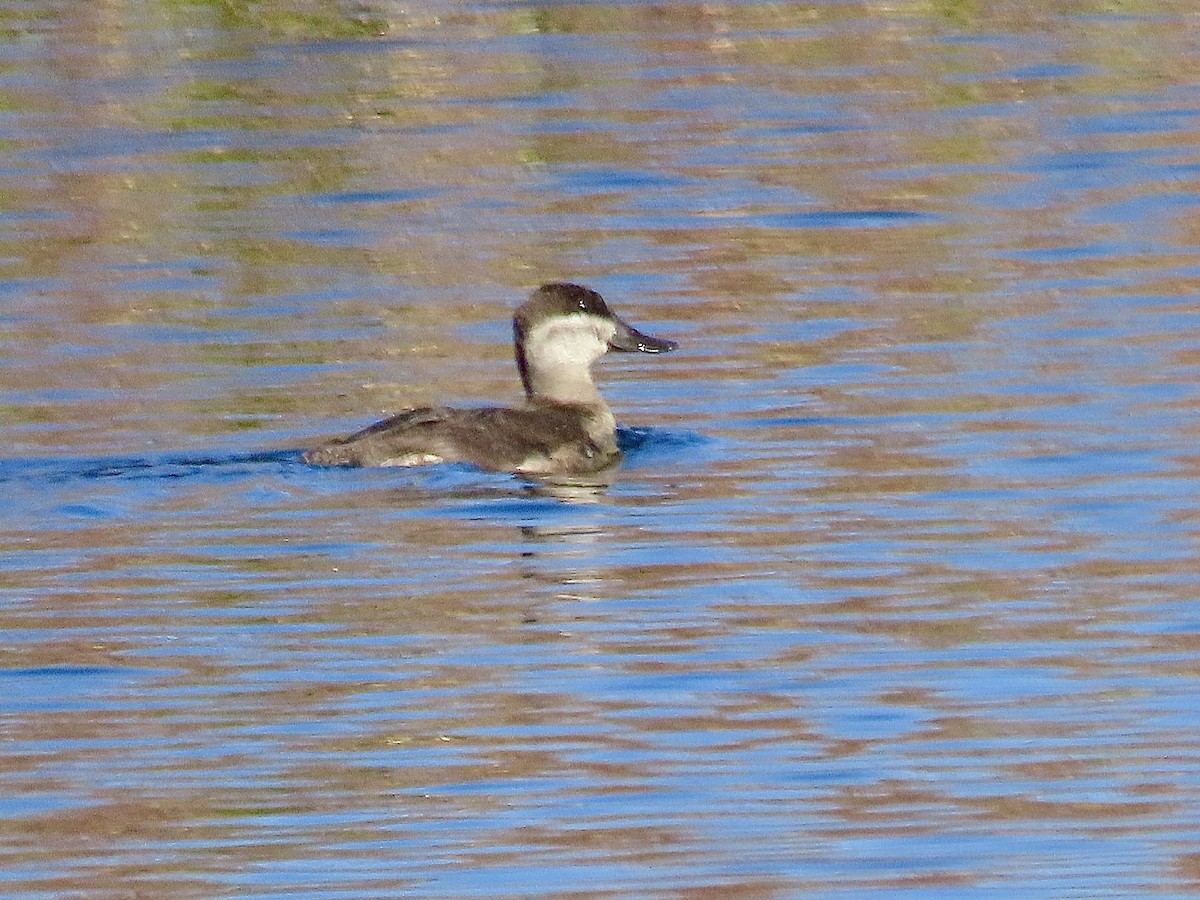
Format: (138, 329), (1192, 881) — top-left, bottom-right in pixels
(3, 1), (1200, 897)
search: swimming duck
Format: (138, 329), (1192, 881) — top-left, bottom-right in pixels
(303, 282), (677, 476)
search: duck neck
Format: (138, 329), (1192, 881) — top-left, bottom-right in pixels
(525, 365), (603, 406)
(519, 358), (617, 447)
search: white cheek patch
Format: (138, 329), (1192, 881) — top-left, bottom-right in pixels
(526, 315), (614, 368)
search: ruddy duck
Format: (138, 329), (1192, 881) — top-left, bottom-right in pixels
(303, 282), (677, 476)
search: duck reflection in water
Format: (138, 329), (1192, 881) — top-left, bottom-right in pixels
(304, 283), (677, 482)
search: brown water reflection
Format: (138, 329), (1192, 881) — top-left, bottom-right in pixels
(4, 0), (1200, 897)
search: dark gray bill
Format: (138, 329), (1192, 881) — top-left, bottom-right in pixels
(608, 316), (678, 354)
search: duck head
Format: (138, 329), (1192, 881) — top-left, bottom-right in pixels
(513, 282), (677, 405)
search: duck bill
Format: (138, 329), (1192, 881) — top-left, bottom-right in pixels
(608, 316), (678, 354)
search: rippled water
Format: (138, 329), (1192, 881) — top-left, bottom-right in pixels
(4, 1), (1200, 897)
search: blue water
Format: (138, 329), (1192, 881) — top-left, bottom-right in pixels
(3, 2), (1200, 898)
